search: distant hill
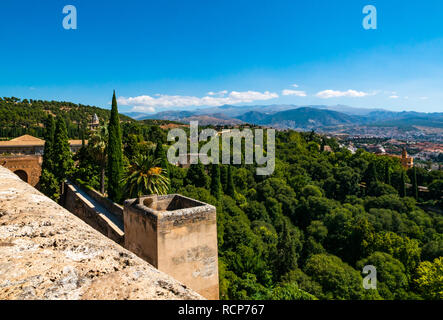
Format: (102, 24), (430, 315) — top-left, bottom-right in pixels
(183, 115), (244, 126)
(133, 110), (244, 126)
(123, 111), (151, 120)
(139, 119), (184, 126)
(124, 104), (443, 130)
(307, 105), (386, 116)
(237, 107), (357, 129)
(236, 111), (270, 124)
(141, 110), (196, 121)
(0, 97), (133, 139)
(368, 112), (443, 128)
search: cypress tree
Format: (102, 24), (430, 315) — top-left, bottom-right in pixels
(42, 115), (55, 173)
(53, 116), (73, 194)
(411, 166), (419, 200)
(364, 162), (378, 185)
(226, 165), (235, 197)
(185, 162), (208, 188)
(275, 220), (297, 278)
(384, 163), (391, 185)
(400, 170), (407, 198)
(81, 124), (85, 148)
(210, 164), (222, 200)
(107, 91), (124, 203)
(220, 165), (228, 193)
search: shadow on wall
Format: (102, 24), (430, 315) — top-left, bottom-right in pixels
(14, 170), (28, 183)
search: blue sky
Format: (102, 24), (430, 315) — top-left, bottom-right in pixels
(0, 0), (442, 113)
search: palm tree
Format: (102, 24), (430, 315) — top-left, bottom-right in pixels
(88, 125), (108, 194)
(123, 153), (170, 204)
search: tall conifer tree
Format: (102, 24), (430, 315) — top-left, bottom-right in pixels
(226, 165), (235, 197)
(275, 220), (297, 278)
(384, 163), (391, 185)
(185, 162), (208, 188)
(107, 91), (124, 202)
(220, 165), (228, 193)
(210, 164), (222, 200)
(42, 115), (55, 173)
(400, 170), (407, 198)
(411, 166), (419, 200)
(53, 116), (73, 195)
(364, 162), (378, 185)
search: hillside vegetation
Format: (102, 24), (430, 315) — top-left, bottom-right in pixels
(0, 97), (133, 139)
(167, 130), (442, 300)
(70, 119), (443, 300)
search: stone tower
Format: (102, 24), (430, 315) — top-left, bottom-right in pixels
(123, 194), (219, 299)
(90, 113), (99, 130)
(401, 147), (413, 169)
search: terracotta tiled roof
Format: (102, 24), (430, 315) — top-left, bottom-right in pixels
(10, 134), (45, 143)
(0, 135), (87, 147)
(0, 135), (45, 147)
(68, 140), (88, 146)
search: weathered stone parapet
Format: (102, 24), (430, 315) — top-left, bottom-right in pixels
(72, 181), (124, 220)
(0, 166), (202, 300)
(124, 194), (219, 300)
(64, 182), (125, 246)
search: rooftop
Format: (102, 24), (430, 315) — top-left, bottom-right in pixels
(0, 135), (88, 148)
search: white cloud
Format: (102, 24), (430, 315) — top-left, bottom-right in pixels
(132, 106), (156, 113)
(389, 95), (399, 99)
(419, 96), (429, 100)
(282, 89), (307, 97)
(292, 84), (299, 88)
(316, 89), (370, 99)
(118, 90), (279, 112)
(207, 90), (228, 96)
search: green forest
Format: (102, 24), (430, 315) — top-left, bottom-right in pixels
(165, 130), (443, 300)
(70, 122), (443, 300)
(5, 96), (442, 300)
(0, 96), (133, 139)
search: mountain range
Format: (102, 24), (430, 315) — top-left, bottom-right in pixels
(123, 105), (443, 130)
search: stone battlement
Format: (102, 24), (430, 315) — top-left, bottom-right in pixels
(124, 194), (219, 299)
(0, 166), (202, 300)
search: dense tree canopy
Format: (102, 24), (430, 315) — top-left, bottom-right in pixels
(29, 110), (443, 300)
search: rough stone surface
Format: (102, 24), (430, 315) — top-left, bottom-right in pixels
(0, 166), (203, 300)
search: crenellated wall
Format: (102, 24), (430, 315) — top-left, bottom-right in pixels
(0, 166), (202, 300)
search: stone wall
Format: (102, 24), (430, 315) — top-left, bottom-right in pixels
(0, 166), (202, 300)
(124, 194), (219, 300)
(0, 155), (42, 186)
(73, 181), (123, 220)
(64, 182), (124, 246)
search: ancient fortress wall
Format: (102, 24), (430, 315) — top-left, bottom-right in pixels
(0, 166), (202, 300)
(64, 182), (124, 246)
(0, 155), (42, 187)
(72, 181), (124, 220)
